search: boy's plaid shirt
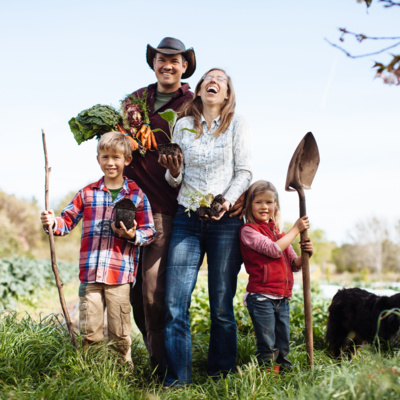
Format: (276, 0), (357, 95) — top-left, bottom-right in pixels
(52, 177), (156, 285)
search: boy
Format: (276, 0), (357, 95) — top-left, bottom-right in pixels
(41, 131), (156, 363)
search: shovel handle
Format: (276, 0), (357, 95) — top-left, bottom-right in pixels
(298, 188), (314, 368)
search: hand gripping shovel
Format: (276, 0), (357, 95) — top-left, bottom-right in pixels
(285, 132), (320, 368)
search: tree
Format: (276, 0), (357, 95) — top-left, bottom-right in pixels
(331, 244), (363, 273)
(327, 0), (400, 85)
(332, 217), (400, 274)
(0, 191), (46, 258)
(284, 223), (336, 272)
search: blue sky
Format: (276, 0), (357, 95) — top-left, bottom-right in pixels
(1, 0), (399, 244)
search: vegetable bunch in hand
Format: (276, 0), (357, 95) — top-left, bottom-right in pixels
(122, 90), (158, 152)
(68, 104), (141, 152)
(69, 104), (122, 145)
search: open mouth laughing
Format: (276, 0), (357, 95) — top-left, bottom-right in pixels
(206, 85), (218, 94)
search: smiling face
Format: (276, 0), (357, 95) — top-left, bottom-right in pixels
(153, 52), (188, 93)
(198, 69), (229, 109)
(97, 149), (131, 188)
(251, 190), (277, 223)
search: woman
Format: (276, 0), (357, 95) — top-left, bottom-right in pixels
(159, 68), (252, 386)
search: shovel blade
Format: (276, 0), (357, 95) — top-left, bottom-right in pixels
(285, 132), (320, 192)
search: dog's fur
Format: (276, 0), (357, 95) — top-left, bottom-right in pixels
(326, 288), (400, 358)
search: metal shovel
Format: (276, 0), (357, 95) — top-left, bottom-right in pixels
(285, 132), (320, 368)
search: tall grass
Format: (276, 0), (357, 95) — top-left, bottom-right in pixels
(1, 279), (400, 399)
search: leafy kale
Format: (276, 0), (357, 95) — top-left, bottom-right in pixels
(68, 104), (122, 145)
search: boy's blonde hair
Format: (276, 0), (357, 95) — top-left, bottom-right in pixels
(244, 180), (282, 232)
(97, 131), (132, 160)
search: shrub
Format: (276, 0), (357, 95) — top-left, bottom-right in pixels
(0, 257), (76, 310)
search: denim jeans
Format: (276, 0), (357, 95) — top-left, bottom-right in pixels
(163, 206), (243, 386)
(246, 293), (290, 366)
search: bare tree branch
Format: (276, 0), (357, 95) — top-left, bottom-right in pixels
(325, 38), (400, 58)
(380, 0), (400, 8)
(339, 27), (400, 42)
(327, 0), (400, 85)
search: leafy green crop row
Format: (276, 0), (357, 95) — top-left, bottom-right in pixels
(0, 257), (77, 309)
(190, 275), (330, 352)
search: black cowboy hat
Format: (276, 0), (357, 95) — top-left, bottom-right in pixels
(146, 37), (196, 79)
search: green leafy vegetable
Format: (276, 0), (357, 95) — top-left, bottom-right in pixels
(159, 109), (178, 137)
(152, 108), (178, 142)
(153, 108), (198, 142)
(68, 104), (122, 145)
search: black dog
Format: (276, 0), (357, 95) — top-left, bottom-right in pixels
(326, 287), (400, 358)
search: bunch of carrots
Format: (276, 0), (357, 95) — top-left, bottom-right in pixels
(136, 123), (158, 150)
(116, 124), (140, 151)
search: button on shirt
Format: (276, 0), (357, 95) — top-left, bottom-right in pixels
(52, 177), (156, 285)
(166, 114), (252, 209)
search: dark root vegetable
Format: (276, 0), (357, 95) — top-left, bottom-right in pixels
(114, 199), (137, 230)
(158, 143), (182, 158)
(195, 194), (226, 220)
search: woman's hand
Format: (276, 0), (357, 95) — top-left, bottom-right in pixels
(294, 216), (310, 233)
(41, 210), (55, 229)
(111, 220), (137, 240)
(300, 238), (314, 257)
(211, 200), (231, 221)
(229, 191), (246, 219)
(158, 153), (183, 178)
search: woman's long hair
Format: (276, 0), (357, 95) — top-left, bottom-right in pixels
(244, 180), (283, 232)
(178, 68), (236, 138)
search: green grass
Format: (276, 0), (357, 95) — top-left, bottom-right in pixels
(1, 276), (400, 399)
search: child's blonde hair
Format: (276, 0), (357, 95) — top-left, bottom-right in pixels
(244, 180), (282, 231)
(97, 131), (132, 160)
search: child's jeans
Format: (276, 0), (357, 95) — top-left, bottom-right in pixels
(246, 294), (290, 366)
(79, 282), (132, 362)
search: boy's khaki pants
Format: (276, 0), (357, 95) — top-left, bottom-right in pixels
(79, 282), (132, 362)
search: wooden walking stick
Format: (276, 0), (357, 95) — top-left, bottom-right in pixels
(42, 129), (78, 349)
(285, 132), (320, 368)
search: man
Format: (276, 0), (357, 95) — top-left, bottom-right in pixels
(122, 37), (196, 373)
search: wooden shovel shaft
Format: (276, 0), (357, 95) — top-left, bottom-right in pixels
(298, 188), (314, 368)
(42, 130), (78, 349)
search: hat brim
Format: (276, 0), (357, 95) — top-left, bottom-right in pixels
(146, 44), (196, 79)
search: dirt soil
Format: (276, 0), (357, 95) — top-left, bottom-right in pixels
(158, 143), (182, 158)
(196, 194), (226, 220)
(114, 199), (137, 230)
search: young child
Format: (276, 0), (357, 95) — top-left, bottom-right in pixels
(41, 131), (156, 363)
(240, 180), (313, 371)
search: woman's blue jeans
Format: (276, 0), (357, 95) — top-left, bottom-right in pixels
(246, 293), (290, 365)
(163, 206), (243, 386)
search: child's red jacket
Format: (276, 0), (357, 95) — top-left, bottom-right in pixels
(240, 220), (299, 297)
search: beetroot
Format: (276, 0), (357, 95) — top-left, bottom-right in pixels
(196, 194), (226, 220)
(158, 143), (182, 158)
(114, 199), (137, 230)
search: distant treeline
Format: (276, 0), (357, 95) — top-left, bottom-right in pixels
(1, 190), (400, 275)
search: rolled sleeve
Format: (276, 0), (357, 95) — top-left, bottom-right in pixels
(165, 169), (182, 188)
